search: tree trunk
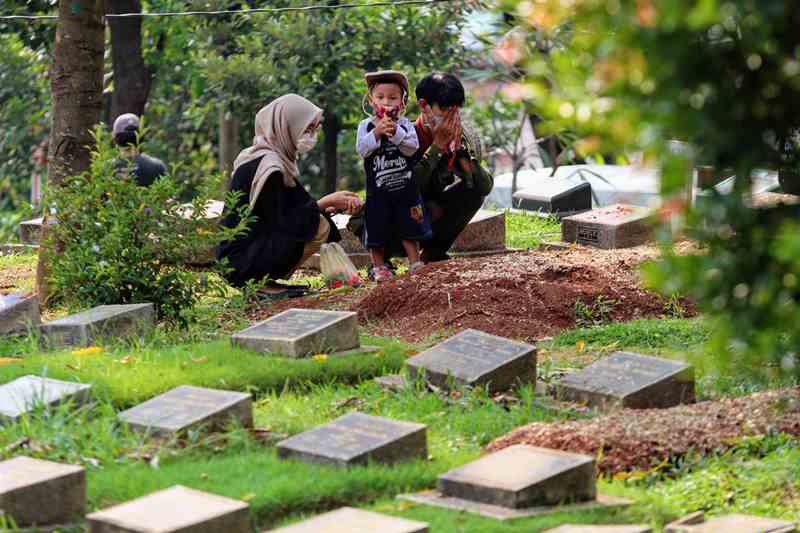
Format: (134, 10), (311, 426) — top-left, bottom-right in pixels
(218, 106), (241, 179)
(322, 111), (340, 194)
(107, 0), (150, 121)
(36, 0), (105, 304)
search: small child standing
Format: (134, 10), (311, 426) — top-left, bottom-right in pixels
(356, 70), (431, 283)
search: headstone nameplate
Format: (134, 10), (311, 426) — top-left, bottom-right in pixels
(557, 352), (695, 409)
(276, 412), (427, 468)
(231, 309), (360, 357)
(266, 507), (429, 533)
(664, 512), (796, 533)
(437, 445), (596, 509)
(118, 385), (252, 436)
(544, 526), (652, 533)
(405, 329), (536, 393)
(562, 204), (653, 249)
(0, 456), (86, 526)
(86, 485), (249, 533)
(0, 375), (91, 424)
(0, 293), (40, 335)
(40, 303), (154, 348)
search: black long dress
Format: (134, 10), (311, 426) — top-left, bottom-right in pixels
(216, 156), (340, 287)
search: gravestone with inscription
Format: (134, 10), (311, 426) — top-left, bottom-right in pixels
(513, 181), (592, 219)
(437, 444), (596, 509)
(0, 292), (40, 335)
(557, 352), (695, 409)
(664, 511), (796, 533)
(406, 329), (536, 393)
(451, 209), (506, 253)
(267, 507), (429, 533)
(87, 485), (250, 533)
(561, 204), (653, 249)
(544, 526), (652, 533)
(118, 385), (252, 436)
(0, 456), (86, 527)
(0, 375), (91, 424)
(231, 309), (360, 357)
(276, 412), (427, 468)
(40, 303), (154, 348)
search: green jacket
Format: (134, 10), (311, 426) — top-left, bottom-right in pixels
(413, 140), (494, 200)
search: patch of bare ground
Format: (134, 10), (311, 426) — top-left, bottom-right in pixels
(487, 387), (800, 475)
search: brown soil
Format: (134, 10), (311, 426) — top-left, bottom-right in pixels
(487, 387), (800, 475)
(253, 242), (696, 343)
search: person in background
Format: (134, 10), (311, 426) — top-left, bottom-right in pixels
(112, 113), (167, 187)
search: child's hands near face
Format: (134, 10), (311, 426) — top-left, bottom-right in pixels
(373, 115), (396, 138)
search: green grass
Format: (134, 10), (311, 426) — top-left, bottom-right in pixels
(0, 337), (410, 408)
(504, 210), (562, 249)
(547, 318), (710, 352)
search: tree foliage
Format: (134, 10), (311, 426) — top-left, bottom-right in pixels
(501, 0), (800, 378)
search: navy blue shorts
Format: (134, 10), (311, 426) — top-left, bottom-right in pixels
(364, 188), (432, 248)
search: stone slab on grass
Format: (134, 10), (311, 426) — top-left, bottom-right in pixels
(0, 293), (40, 335)
(266, 507), (429, 532)
(452, 209), (506, 253)
(437, 444), (595, 509)
(19, 217), (47, 245)
(0, 243), (38, 256)
(86, 485), (249, 533)
(0, 456), (85, 527)
(664, 511), (796, 533)
(39, 303), (154, 348)
(0, 375), (91, 424)
(398, 492), (630, 521)
(544, 526), (652, 533)
(118, 385), (252, 437)
(276, 412), (427, 468)
(561, 204), (653, 249)
(231, 308), (359, 357)
(406, 329), (536, 393)
(557, 352), (695, 409)
(513, 181), (592, 218)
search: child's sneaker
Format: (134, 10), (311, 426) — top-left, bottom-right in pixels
(409, 261), (425, 274)
(373, 265), (395, 283)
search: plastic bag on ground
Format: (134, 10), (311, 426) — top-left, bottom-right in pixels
(319, 242), (361, 289)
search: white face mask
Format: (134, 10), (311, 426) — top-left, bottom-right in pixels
(297, 131), (318, 154)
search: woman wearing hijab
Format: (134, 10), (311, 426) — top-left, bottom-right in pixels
(217, 94), (362, 298)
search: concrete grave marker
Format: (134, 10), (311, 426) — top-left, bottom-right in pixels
(0, 375), (91, 424)
(561, 204), (653, 249)
(118, 385), (252, 437)
(437, 444), (596, 509)
(276, 412), (427, 468)
(87, 485), (249, 533)
(513, 181), (592, 218)
(0, 243), (38, 256)
(266, 507), (429, 533)
(19, 217), (53, 245)
(40, 303), (154, 348)
(231, 308), (360, 357)
(664, 511), (796, 533)
(0, 456), (86, 527)
(451, 209), (506, 253)
(0, 293), (40, 335)
(406, 329), (536, 393)
(557, 352), (695, 409)
(544, 526), (652, 533)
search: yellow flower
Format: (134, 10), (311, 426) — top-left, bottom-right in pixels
(312, 354), (328, 363)
(576, 340), (586, 353)
(71, 346), (104, 356)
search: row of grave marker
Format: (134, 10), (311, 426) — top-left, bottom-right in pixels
(0, 307), (795, 531)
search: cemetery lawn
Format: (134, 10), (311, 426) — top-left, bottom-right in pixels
(504, 210), (561, 249)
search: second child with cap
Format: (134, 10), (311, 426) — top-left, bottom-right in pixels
(356, 70), (431, 283)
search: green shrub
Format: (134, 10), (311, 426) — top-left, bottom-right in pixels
(44, 127), (249, 325)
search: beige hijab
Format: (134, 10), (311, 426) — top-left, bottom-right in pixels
(232, 94), (323, 211)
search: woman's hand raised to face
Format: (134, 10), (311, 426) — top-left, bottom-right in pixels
(318, 191), (363, 215)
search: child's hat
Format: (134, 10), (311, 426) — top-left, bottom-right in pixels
(365, 70), (409, 95)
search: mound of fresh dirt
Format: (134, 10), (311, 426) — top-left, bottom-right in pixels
(487, 387), (800, 475)
(255, 243), (696, 343)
